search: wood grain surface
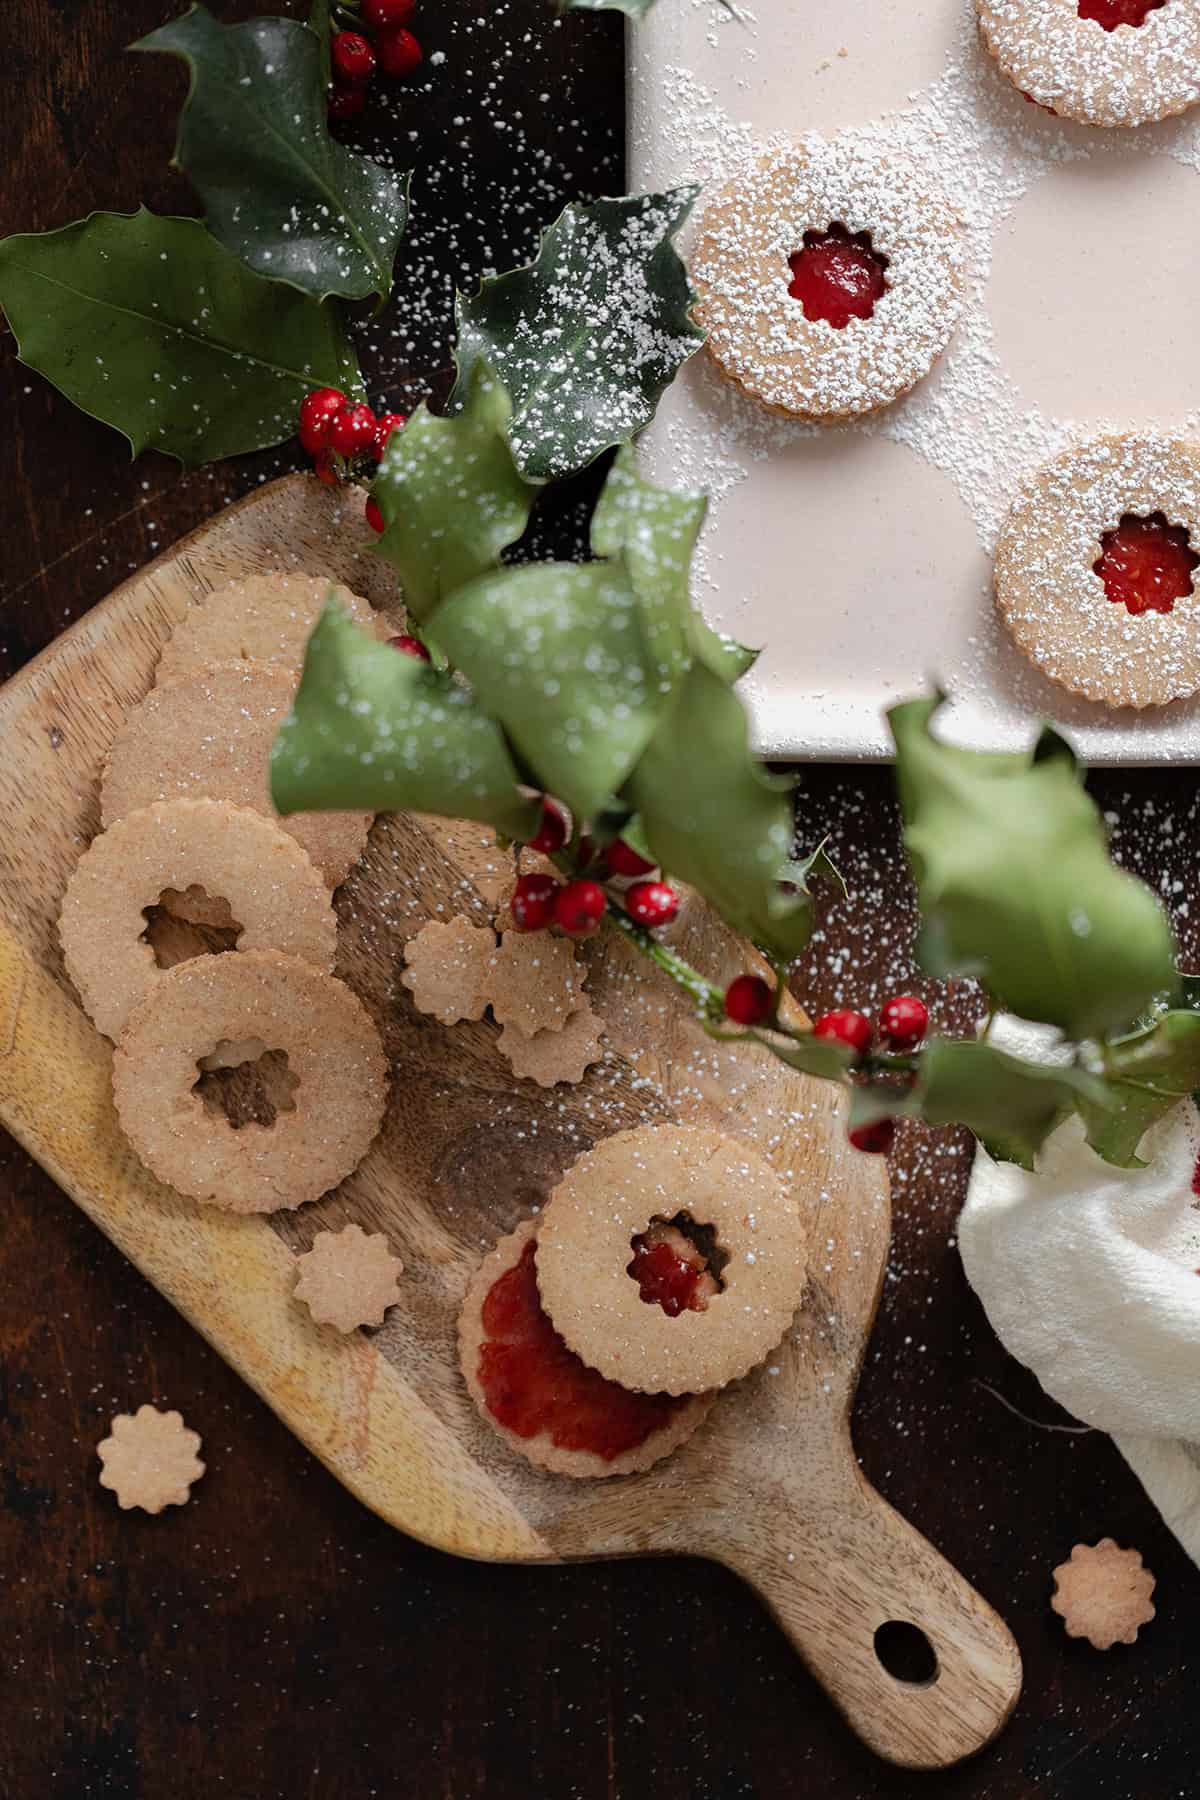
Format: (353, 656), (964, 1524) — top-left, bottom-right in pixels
(3, 3), (1200, 1799)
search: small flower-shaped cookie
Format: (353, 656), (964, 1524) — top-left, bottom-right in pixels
(483, 932), (587, 1038)
(97, 1405), (205, 1514)
(498, 1008), (605, 1087)
(1051, 1539), (1156, 1649)
(402, 917), (497, 1025)
(294, 1223), (404, 1333)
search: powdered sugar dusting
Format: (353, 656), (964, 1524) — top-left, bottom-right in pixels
(979, 0), (1200, 129)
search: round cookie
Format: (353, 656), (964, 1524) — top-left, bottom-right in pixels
(156, 572), (382, 686)
(59, 798), (337, 1041)
(102, 662), (371, 889)
(535, 1125), (806, 1396)
(994, 433), (1200, 707)
(459, 1219), (713, 1478)
(977, 0), (1200, 129)
(691, 140), (967, 421)
(112, 950), (387, 1212)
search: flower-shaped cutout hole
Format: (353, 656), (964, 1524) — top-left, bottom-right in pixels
(1078, 0), (1166, 29)
(1093, 512), (1198, 616)
(193, 1041), (299, 1131)
(627, 1212), (729, 1318)
(141, 885), (242, 970)
(787, 223), (889, 330)
(874, 1621), (939, 1686)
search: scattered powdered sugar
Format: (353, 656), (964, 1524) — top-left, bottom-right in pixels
(978, 0), (1200, 129)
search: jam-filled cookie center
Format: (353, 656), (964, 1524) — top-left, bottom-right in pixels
(193, 1040), (300, 1131)
(1093, 512), (1199, 616)
(1078, 0), (1166, 30)
(628, 1212), (728, 1317)
(787, 223), (890, 329)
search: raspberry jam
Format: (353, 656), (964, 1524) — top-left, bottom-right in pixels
(787, 224), (889, 329)
(627, 1221), (720, 1318)
(1078, 0), (1165, 28)
(477, 1240), (684, 1459)
(1093, 513), (1198, 616)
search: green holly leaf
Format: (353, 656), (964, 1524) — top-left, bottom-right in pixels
(590, 448), (757, 688)
(0, 208), (359, 468)
(433, 559), (662, 822)
(558, 0), (656, 14)
(270, 602), (540, 841)
(1079, 1009), (1200, 1167)
(764, 1033), (855, 1083)
(136, 7), (409, 306)
(626, 662), (811, 961)
(891, 695), (1176, 1041)
(781, 838), (847, 899)
(369, 365), (537, 625)
(452, 190), (704, 481)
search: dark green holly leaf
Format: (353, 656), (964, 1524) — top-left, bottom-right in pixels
(1079, 1009), (1200, 1167)
(0, 208), (359, 468)
(590, 448), (757, 687)
(559, 0), (655, 14)
(270, 602), (540, 840)
(890, 695), (1176, 1040)
(626, 662), (811, 961)
(781, 838), (847, 899)
(764, 1032), (855, 1082)
(136, 7), (409, 306)
(452, 190), (704, 481)
(433, 559), (662, 821)
(369, 365), (536, 624)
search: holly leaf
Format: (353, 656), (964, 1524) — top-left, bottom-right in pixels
(433, 559), (662, 821)
(369, 365), (536, 624)
(781, 838), (847, 899)
(559, 0), (656, 14)
(452, 190), (704, 481)
(136, 6), (409, 306)
(891, 695), (1176, 1041)
(590, 448), (757, 687)
(626, 662), (811, 961)
(0, 208), (359, 468)
(765, 1033), (855, 1083)
(270, 602), (540, 841)
(1079, 1009), (1200, 1167)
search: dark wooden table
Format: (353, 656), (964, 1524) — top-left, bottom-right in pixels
(3, 4), (1197, 1796)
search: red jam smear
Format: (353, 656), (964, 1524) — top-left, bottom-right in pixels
(627, 1224), (719, 1318)
(1093, 513), (1198, 616)
(787, 224), (889, 330)
(1078, 0), (1165, 29)
(1191, 1149), (1200, 1198)
(477, 1240), (685, 1460)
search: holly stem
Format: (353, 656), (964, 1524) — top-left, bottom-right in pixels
(606, 907), (725, 1019)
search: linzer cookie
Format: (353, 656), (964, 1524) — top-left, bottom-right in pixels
(155, 572), (382, 685)
(977, 0), (1200, 129)
(994, 434), (1200, 708)
(497, 1008), (605, 1087)
(112, 950), (387, 1212)
(402, 916), (498, 1024)
(459, 1219), (713, 1478)
(536, 1125), (806, 1396)
(102, 662), (371, 889)
(692, 140), (966, 422)
(59, 798), (337, 1041)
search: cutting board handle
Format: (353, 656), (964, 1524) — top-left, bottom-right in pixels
(714, 1464), (1022, 1769)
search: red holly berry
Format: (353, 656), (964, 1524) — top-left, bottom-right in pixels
(376, 25), (422, 77)
(724, 974), (773, 1027)
(364, 0), (416, 23)
(527, 797), (569, 856)
(298, 386), (346, 453)
(365, 497), (385, 534)
(511, 872), (559, 932)
(327, 83), (367, 121)
(553, 879), (606, 937)
(813, 1008), (872, 1058)
(372, 411), (407, 461)
(606, 838), (656, 878)
(625, 881), (679, 929)
(388, 633), (430, 660)
(848, 1119), (896, 1156)
(332, 30), (377, 84)
(879, 994), (929, 1050)
(313, 448), (340, 487)
(328, 402), (377, 457)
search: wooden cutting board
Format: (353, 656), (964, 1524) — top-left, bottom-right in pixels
(0, 472), (1021, 1769)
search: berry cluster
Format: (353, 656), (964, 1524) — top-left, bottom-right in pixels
(509, 803), (681, 941)
(810, 995), (930, 1157)
(328, 0), (423, 123)
(298, 388), (406, 518)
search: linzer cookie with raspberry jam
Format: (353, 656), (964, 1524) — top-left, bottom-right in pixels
(692, 139), (966, 422)
(977, 0), (1200, 129)
(994, 433), (1200, 708)
(458, 1220), (714, 1479)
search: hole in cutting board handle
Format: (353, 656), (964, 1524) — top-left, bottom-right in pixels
(873, 1621), (939, 1686)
